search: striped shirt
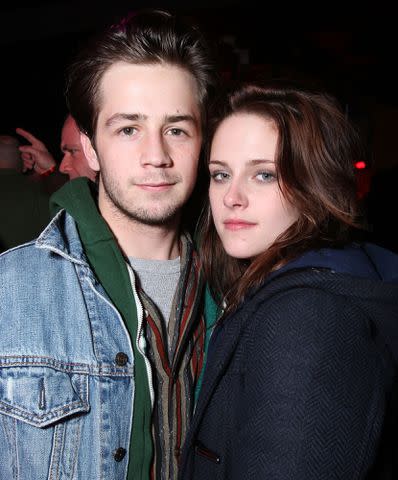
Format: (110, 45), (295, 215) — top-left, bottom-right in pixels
(138, 234), (205, 480)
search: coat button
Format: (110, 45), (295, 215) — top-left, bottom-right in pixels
(115, 352), (128, 366)
(113, 447), (126, 462)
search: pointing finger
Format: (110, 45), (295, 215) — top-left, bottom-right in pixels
(16, 128), (46, 150)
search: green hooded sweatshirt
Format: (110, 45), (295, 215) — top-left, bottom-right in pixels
(50, 177), (152, 480)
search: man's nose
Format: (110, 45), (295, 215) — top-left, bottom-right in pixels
(140, 133), (172, 167)
(59, 154), (71, 174)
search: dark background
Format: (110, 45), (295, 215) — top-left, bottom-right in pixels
(1, 0), (398, 173)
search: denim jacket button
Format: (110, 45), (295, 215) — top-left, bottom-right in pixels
(113, 447), (126, 462)
(115, 352), (128, 366)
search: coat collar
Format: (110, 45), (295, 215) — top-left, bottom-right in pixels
(35, 209), (89, 265)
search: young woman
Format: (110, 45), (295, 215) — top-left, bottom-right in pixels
(179, 83), (398, 479)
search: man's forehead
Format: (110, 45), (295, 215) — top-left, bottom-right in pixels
(62, 123), (80, 142)
(97, 62), (201, 121)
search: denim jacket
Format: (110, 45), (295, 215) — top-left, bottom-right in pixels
(0, 211), (146, 479)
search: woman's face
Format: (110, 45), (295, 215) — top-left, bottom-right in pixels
(209, 113), (299, 260)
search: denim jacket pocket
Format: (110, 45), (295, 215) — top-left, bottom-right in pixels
(0, 365), (90, 427)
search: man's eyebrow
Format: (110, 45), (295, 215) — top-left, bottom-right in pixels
(164, 114), (197, 124)
(61, 143), (80, 151)
(104, 113), (198, 127)
(105, 113), (146, 127)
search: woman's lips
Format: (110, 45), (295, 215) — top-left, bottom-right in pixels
(224, 219), (256, 230)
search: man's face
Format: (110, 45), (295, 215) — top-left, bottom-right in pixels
(59, 116), (96, 181)
(82, 62), (202, 227)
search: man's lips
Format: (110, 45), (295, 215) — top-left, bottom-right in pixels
(223, 219), (256, 230)
(135, 182), (175, 191)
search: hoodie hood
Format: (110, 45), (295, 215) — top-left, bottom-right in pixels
(263, 243), (398, 364)
(50, 177), (113, 244)
(272, 242), (398, 283)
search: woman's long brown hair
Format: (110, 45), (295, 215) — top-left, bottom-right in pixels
(198, 82), (365, 315)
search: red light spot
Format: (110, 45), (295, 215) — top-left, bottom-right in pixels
(355, 161), (366, 170)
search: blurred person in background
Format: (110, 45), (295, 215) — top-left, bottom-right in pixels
(17, 113), (96, 183)
(0, 134), (50, 251)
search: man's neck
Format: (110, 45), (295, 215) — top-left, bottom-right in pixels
(101, 209), (181, 260)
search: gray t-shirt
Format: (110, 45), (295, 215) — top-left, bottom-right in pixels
(128, 256), (180, 326)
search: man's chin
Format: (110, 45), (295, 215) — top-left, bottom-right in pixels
(122, 205), (182, 226)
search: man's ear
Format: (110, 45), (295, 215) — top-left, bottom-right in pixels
(80, 132), (100, 171)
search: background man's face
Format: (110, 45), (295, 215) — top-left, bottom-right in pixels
(60, 116), (96, 181)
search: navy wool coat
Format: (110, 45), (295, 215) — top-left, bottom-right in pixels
(179, 243), (398, 480)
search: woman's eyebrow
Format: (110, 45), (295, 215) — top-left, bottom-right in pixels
(209, 159), (274, 166)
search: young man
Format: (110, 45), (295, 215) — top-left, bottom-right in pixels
(0, 9), (217, 480)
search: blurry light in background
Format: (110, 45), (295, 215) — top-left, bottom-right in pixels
(355, 161), (367, 170)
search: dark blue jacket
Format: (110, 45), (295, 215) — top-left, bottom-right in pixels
(179, 243), (398, 479)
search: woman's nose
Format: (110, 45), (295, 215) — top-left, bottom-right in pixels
(223, 181), (248, 209)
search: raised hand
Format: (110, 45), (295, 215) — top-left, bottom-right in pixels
(16, 127), (56, 174)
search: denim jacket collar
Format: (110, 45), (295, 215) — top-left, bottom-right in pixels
(35, 209), (89, 266)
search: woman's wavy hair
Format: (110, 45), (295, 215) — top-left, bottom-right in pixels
(199, 81), (365, 314)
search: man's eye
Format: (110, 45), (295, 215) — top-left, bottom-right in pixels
(167, 128), (185, 136)
(120, 127), (137, 136)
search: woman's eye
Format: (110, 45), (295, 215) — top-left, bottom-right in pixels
(255, 172), (275, 182)
(210, 171), (229, 182)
